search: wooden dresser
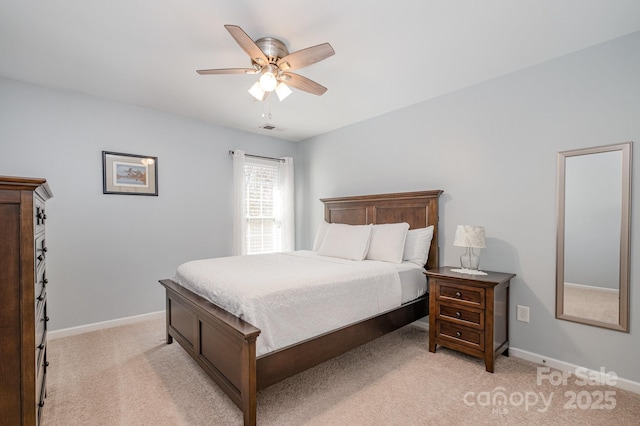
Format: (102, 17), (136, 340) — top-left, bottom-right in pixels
(425, 267), (515, 373)
(0, 176), (53, 425)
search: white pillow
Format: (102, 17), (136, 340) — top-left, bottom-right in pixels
(366, 222), (410, 263)
(318, 223), (372, 261)
(312, 220), (331, 251)
(403, 226), (434, 266)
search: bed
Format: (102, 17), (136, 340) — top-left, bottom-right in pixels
(159, 190), (442, 425)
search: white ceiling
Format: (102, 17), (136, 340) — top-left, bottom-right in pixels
(2, 1), (640, 142)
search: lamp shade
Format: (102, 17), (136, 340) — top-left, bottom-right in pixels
(275, 82), (292, 101)
(453, 225), (486, 248)
(248, 81), (266, 101)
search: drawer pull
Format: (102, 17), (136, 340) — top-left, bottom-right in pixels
(455, 291), (461, 297)
(456, 311), (461, 317)
(37, 255), (44, 261)
(38, 400), (45, 408)
(38, 343), (45, 350)
(44, 316), (50, 322)
(43, 278), (49, 286)
(37, 295), (44, 301)
(36, 208), (48, 224)
(42, 247), (48, 253)
(45, 361), (50, 367)
(456, 331), (462, 337)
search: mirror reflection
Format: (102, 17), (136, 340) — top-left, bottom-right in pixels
(556, 142), (631, 332)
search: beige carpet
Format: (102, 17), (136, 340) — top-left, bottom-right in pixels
(43, 318), (640, 425)
(563, 283), (619, 324)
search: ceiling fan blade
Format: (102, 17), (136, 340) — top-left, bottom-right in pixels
(282, 73), (328, 96)
(224, 25), (269, 66)
(277, 43), (334, 71)
(196, 68), (258, 75)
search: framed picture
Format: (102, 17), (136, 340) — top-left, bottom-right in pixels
(102, 151), (158, 196)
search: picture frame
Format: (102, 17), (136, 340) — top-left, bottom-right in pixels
(102, 151), (158, 196)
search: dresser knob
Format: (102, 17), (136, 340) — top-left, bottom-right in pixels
(38, 400), (45, 408)
(455, 292), (461, 297)
(45, 316), (50, 322)
(37, 295), (44, 301)
(37, 255), (44, 261)
(456, 331), (462, 337)
(45, 361), (50, 367)
(43, 278), (49, 285)
(456, 311), (461, 317)
(42, 247), (48, 252)
(38, 343), (44, 350)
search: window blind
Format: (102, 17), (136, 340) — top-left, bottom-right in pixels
(244, 160), (281, 254)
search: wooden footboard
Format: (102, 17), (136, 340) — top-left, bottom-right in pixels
(161, 278), (428, 426)
(160, 279), (260, 425)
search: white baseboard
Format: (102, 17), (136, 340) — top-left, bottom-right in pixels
(48, 310), (165, 340)
(509, 347), (640, 395)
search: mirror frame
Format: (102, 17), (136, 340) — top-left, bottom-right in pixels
(556, 142), (632, 332)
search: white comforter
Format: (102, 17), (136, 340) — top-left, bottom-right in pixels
(173, 250), (402, 356)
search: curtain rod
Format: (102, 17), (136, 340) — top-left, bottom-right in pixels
(228, 150), (285, 163)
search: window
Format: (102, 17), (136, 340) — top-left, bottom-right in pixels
(245, 160), (280, 253)
(232, 150), (294, 255)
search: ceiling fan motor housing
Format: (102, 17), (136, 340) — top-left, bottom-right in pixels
(255, 37), (289, 63)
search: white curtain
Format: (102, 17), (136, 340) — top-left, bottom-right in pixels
(232, 150), (246, 255)
(278, 157), (295, 252)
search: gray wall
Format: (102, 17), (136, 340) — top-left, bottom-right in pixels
(295, 31), (640, 382)
(0, 77), (295, 330)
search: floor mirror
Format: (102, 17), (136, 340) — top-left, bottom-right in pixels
(556, 142), (632, 332)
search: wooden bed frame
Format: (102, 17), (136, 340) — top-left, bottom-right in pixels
(159, 190), (442, 425)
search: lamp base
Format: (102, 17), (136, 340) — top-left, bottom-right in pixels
(460, 247), (480, 270)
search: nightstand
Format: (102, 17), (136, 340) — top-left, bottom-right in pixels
(425, 267), (515, 373)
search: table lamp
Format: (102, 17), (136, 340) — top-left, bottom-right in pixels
(453, 225), (486, 270)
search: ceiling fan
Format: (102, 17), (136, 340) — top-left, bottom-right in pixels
(197, 25), (335, 102)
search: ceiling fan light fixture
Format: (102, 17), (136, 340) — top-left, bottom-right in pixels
(248, 81), (266, 101)
(275, 82), (292, 101)
(258, 65), (278, 92)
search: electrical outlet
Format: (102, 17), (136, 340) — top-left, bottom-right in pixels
(517, 305), (530, 323)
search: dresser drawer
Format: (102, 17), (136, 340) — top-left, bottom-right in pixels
(36, 347), (47, 424)
(437, 302), (484, 329)
(36, 328), (46, 373)
(438, 321), (484, 351)
(34, 199), (48, 235)
(437, 281), (485, 308)
(35, 235), (47, 272)
(35, 269), (47, 310)
(35, 303), (48, 354)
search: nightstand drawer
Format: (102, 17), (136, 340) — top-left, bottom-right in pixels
(437, 282), (485, 308)
(438, 321), (484, 351)
(437, 303), (483, 328)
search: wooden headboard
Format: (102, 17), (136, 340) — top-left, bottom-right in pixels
(320, 190), (443, 270)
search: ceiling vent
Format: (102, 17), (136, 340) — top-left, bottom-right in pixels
(259, 123), (277, 131)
